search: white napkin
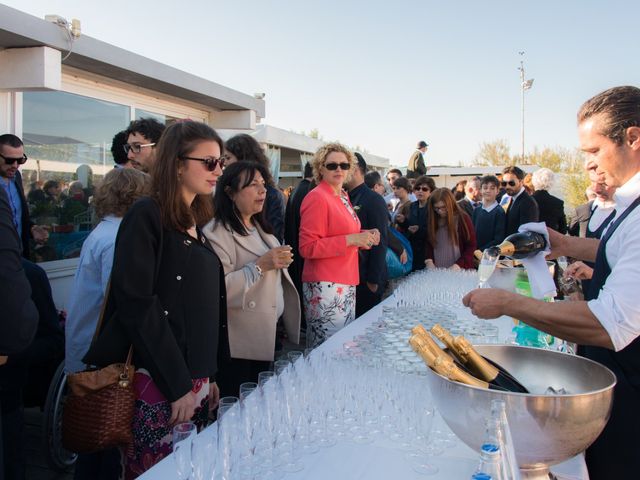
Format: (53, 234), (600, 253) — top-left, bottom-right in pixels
(517, 222), (557, 299)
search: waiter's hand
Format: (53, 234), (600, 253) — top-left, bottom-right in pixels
(463, 288), (513, 319)
(545, 227), (569, 260)
(564, 261), (594, 281)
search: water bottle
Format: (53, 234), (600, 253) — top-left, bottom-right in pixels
(473, 443), (504, 480)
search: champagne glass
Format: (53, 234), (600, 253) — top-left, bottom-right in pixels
(557, 255), (569, 272)
(478, 249), (499, 288)
(173, 422), (196, 480)
(191, 430), (216, 480)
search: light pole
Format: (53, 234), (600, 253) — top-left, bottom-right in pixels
(518, 51), (534, 163)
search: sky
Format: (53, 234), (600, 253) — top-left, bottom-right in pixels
(5, 1), (639, 166)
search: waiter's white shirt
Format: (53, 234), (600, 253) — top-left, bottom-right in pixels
(588, 171), (640, 351)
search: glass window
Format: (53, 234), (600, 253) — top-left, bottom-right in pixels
(19, 91), (130, 263)
(135, 108), (181, 126)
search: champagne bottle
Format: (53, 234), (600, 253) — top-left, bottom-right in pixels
(409, 335), (508, 391)
(453, 336), (529, 394)
(430, 324), (468, 366)
(487, 231), (546, 259)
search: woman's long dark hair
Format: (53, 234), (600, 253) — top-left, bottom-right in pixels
(151, 121), (221, 230)
(225, 134), (276, 186)
(426, 187), (471, 248)
(214, 161), (273, 236)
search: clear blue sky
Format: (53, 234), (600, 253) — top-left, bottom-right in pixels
(6, 0), (639, 166)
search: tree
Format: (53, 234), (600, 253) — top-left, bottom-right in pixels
(474, 139), (513, 166)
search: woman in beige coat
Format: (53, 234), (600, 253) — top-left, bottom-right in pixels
(203, 161), (300, 397)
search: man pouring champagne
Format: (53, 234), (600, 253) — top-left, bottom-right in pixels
(463, 86), (640, 479)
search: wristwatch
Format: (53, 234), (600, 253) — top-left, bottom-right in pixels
(254, 263), (263, 277)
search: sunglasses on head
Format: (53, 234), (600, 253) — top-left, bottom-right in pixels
(501, 180), (517, 187)
(181, 155), (227, 171)
(0, 153), (28, 165)
(324, 162), (351, 171)
(415, 186), (431, 192)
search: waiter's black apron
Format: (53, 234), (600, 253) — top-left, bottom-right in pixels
(580, 195), (640, 479)
(580, 205), (616, 295)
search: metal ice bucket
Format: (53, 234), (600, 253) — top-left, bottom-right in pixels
(425, 344), (615, 479)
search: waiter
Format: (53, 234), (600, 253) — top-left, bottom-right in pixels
(463, 85), (640, 480)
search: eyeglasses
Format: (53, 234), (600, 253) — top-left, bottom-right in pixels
(324, 162), (351, 171)
(123, 143), (156, 154)
(0, 153), (28, 165)
(501, 180), (517, 187)
(415, 186), (431, 192)
(181, 155), (226, 171)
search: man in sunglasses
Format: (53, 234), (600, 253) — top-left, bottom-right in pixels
(464, 86), (640, 479)
(501, 165), (539, 236)
(123, 117), (165, 173)
(0, 134), (49, 258)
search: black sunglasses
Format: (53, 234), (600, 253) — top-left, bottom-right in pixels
(181, 155), (227, 171)
(0, 153), (28, 165)
(324, 162), (351, 171)
(415, 186), (432, 192)
(501, 180), (517, 187)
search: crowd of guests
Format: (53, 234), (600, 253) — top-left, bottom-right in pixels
(1, 121), (574, 479)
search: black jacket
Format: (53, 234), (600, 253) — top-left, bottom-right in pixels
(84, 198), (227, 402)
(265, 185), (286, 244)
(457, 198), (475, 218)
(505, 191), (539, 236)
(284, 179), (313, 293)
(0, 188), (38, 355)
(532, 190), (567, 234)
(348, 183), (388, 287)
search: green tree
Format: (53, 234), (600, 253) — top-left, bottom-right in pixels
(474, 139), (513, 166)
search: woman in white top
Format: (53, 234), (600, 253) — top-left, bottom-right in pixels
(64, 168), (150, 374)
(203, 161), (300, 397)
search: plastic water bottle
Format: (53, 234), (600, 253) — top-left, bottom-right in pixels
(472, 400), (520, 480)
(472, 443), (504, 480)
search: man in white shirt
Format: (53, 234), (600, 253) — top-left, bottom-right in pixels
(463, 85), (640, 479)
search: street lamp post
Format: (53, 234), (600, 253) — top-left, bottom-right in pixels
(518, 51), (534, 163)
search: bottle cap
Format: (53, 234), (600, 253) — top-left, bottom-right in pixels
(471, 474), (492, 480)
(480, 442), (500, 453)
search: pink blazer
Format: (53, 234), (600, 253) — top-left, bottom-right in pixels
(299, 180), (361, 285)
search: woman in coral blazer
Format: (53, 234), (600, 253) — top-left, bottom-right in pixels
(299, 143), (380, 347)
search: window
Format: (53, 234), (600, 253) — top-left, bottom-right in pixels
(20, 91), (130, 262)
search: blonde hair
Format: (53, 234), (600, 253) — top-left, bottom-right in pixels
(311, 142), (355, 184)
(94, 168), (151, 219)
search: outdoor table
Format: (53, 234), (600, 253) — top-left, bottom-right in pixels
(140, 295), (588, 480)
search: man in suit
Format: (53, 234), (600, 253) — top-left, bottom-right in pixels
(284, 162), (315, 330)
(502, 165), (539, 236)
(569, 187), (597, 237)
(407, 140), (429, 178)
(347, 153), (389, 317)
(0, 134), (48, 259)
(457, 176), (482, 217)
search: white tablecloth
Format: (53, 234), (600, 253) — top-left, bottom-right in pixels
(140, 296), (588, 479)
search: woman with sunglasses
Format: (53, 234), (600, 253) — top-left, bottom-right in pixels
(299, 143), (380, 347)
(397, 175), (436, 271)
(84, 121), (226, 479)
(224, 134), (287, 243)
(204, 161), (300, 397)
(424, 188), (476, 270)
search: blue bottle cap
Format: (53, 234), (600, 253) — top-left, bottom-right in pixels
(480, 443), (500, 453)
(471, 474), (492, 480)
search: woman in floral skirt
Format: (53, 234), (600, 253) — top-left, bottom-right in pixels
(299, 143), (380, 348)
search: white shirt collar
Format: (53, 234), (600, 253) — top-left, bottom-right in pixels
(612, 171), (640, 211)
(481, 201), (499, 212)
(593, 197), (615, 210)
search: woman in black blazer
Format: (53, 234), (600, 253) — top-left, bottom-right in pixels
(84, 121), (226, 478)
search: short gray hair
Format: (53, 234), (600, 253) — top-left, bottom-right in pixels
(531, 168), (555, 191)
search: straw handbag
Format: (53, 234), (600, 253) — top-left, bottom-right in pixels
(62, 283), (135, 453)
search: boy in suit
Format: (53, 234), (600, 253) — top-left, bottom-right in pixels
(473, 175), (506, 251)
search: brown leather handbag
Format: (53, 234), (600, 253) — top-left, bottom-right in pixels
(62, 283), (136, 453)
